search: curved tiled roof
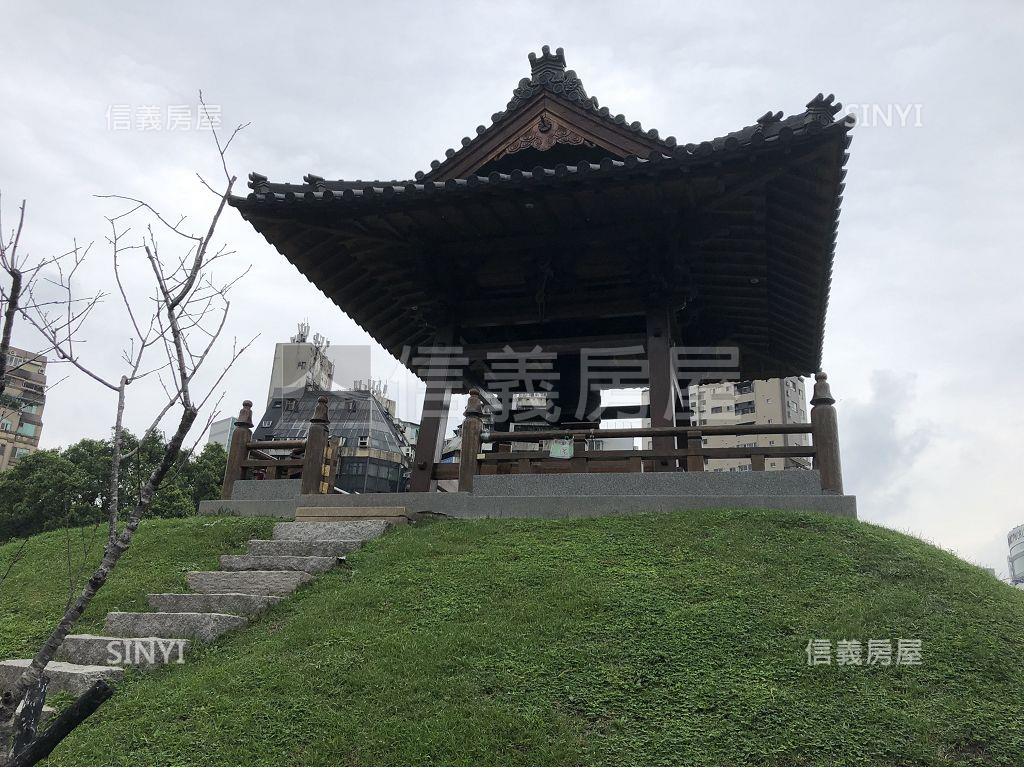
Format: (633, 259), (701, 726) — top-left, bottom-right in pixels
(229, 50), (854, 383)
(243, 96), (852, 204)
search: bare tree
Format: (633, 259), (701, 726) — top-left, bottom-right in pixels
(0, 100), (254, 765)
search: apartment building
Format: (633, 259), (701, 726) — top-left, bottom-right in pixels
(0, 347), (47, 470)
(689, 378), (810, 472)
(1008, 525), (1024, 584)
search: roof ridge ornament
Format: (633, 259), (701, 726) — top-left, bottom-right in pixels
(805, 93), (843, 123)
(303, 173), (327, 192)
(528, 45), (567, 79)
(507, 45), (589, 112)
(248, 172), (270, 194)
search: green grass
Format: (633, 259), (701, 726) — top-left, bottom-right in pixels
(0, 516), (275, 660)
(3, 511), (1024, 765)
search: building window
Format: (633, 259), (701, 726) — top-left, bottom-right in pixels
(0, 421), (11, 432)
(711, 406), (723, 414)
(358, 436), (369, 448)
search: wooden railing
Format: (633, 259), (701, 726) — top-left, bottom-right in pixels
(220, 396), (338, 499)
(449, 372), (844, 495)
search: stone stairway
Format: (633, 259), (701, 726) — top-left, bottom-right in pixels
(0, 515), (401, 706)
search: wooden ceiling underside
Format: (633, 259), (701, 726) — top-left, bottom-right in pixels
(237, 131), (846, 386)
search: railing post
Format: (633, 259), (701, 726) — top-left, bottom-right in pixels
(686, 429), (704, 472)
(570, 433), (587, 472)
(221, 400), (253, 500)
(301, 396), (330, 495)
(750, 453), (766, 471)
(810, 372), (843, 494)
(458, 389), (484, 492)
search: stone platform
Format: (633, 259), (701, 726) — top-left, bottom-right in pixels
(199, 472), (857, 520)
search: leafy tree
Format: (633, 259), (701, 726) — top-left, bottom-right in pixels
(0, 433), (228, 543)
(149, 483), (196, 519)
(0, 450), (100, 541)
(187, 442), (227, 509)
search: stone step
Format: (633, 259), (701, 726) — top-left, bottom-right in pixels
(187, 569), (314, 596)
(294, 506), (409, 524)
(57, 634), (190, 667)
(148, 592), (283, 616)
(248, 538), (362, 557)
(104, 612), (247, 643)
(272, 520), (388, 542)
(219, 554), (339, 574)
(0, 659), (124, 697)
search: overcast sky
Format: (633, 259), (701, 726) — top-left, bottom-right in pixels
(3, 2), (1023, 574)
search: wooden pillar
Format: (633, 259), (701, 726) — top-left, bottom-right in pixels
(458, 389), (484, 492)
(810, 372), (844, 494)
(646, 302), (676, 471)
(301, 396), (330, 495)
(221, 400), (253, 500)
(409, 332), (456, 492)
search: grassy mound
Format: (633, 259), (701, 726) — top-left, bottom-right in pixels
(4, 511), (1023, 765)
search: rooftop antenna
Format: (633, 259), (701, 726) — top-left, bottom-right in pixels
(292, 320), (310, 344)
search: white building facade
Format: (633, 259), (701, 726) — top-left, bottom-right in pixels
(689, 377), (810, 472)
(1008, 525), (1024, 584)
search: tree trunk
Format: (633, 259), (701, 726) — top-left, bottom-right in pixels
(9, 681), (112, 767)
(0, 268), (22, 396)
